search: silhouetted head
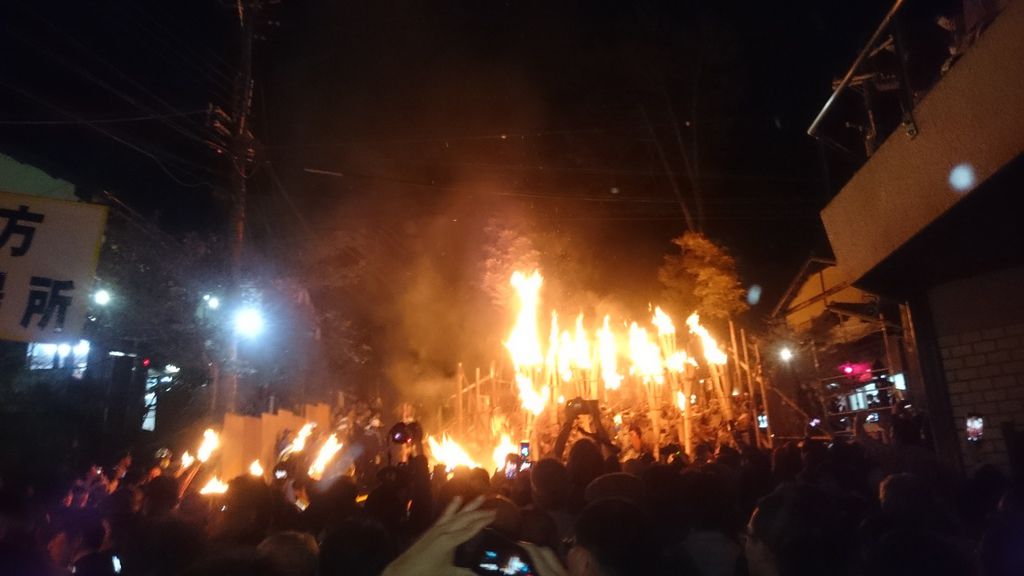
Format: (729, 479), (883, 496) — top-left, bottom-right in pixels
(257, 531), (319, 576)
(746, 484), (844, 576)
(570, 499), (654, 576)
(530, 459), (569, 512)
(319, 518), (396, 576)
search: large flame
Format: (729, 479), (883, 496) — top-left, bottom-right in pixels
(505, 271), (544, 370)
(652, 307), (676, 338)
(572, 314), (592, 371)
(492, 433), (517, 472)
(628, 322), (664, 384)
(180, 451), (195, 469)
(507, 271), (548, 414)
(199, 476), (229, 495)
(249, 459), (264, 477)
(308, 434), (343, 481)
(558, 330), (574, 382)
(196, 429), (220, 463)
(685, 313), (728, 365)
(516, 374), (548, 416)
(428, 434), (481, 471)
(289, 423), (316, 453)
(675, 391), (687, 412)
(545, 311), (560, 379)
(665, 351), (696, 374)
(598, 315), (622, 390)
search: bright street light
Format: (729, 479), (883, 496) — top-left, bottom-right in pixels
(234, 307), (264, 338)
(779, 347), (794, 362)
(207, 296), (220, 310)
(93, 289), (111, 306)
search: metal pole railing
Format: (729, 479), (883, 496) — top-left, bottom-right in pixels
(807, 0), (908, 137)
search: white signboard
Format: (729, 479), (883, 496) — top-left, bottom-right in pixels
(0, 190), (107, 342)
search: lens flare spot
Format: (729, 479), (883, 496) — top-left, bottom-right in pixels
(949, 163), (976, 192)
(747, 284), (762, 306)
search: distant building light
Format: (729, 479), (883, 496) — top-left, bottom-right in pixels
(165, 364), (181, 374)
(108, 351), (126, 357)
(57, 344), (72, 358)
(72, 340), (90, 358)
(93, 289), (112, 306)
(234, 307), (265, 338)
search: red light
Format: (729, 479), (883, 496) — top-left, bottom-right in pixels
(843, 365), (853, 375)
(142, 358), (151, 367)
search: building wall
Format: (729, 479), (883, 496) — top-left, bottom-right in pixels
(930, 267), (1024, 472)
(784, 266), (874, 331)
(0, 153), (76, 200)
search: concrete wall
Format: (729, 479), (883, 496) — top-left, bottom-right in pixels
(930, 267), (1024, 472)
(821, 0), (1024, 283)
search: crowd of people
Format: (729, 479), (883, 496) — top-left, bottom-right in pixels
(2, 410), (1023, 576)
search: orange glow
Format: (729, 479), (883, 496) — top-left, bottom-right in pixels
(199, 476), (228, 495)
(196, 429), (220, 463)
(307, 434), (343, 481)
(180, 451), (195, 469)
(685, 313), (728, 365)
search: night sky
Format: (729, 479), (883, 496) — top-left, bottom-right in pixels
(0, 0), (928, 324)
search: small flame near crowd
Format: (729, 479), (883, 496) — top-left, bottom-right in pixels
(428, 434), (481, 472)
(196, 429), (220, 463)
(308, 434), (343, 481)
(199, 476), (229, 495)
(289, 423), (315, 453)
(249, 460), (264, 477)
(491, 433), (517, 472)
(180, 451), (195, 469)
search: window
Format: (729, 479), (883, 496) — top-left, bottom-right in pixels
(26, 340), (89, 378)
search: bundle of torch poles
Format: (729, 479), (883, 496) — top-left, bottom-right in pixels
(491, 270), (767, 461)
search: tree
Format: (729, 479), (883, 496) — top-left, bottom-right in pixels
(658, 231), (747, 321)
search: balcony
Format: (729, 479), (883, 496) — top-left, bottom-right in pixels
(814, 0), (1023, 287)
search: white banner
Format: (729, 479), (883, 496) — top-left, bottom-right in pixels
(0, 189), (107, 342)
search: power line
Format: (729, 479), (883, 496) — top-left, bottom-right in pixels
(8, 31), (212, 148)
(0, 109), (206, 126)
(302, 166), (817, 206)
(0, 80), (212, 188)
(115, 1), (238, 92)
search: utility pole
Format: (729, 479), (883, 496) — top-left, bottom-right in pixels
(223, 0), (257, 414)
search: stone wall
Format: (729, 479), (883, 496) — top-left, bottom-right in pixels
(930, 267), (1024, 472)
